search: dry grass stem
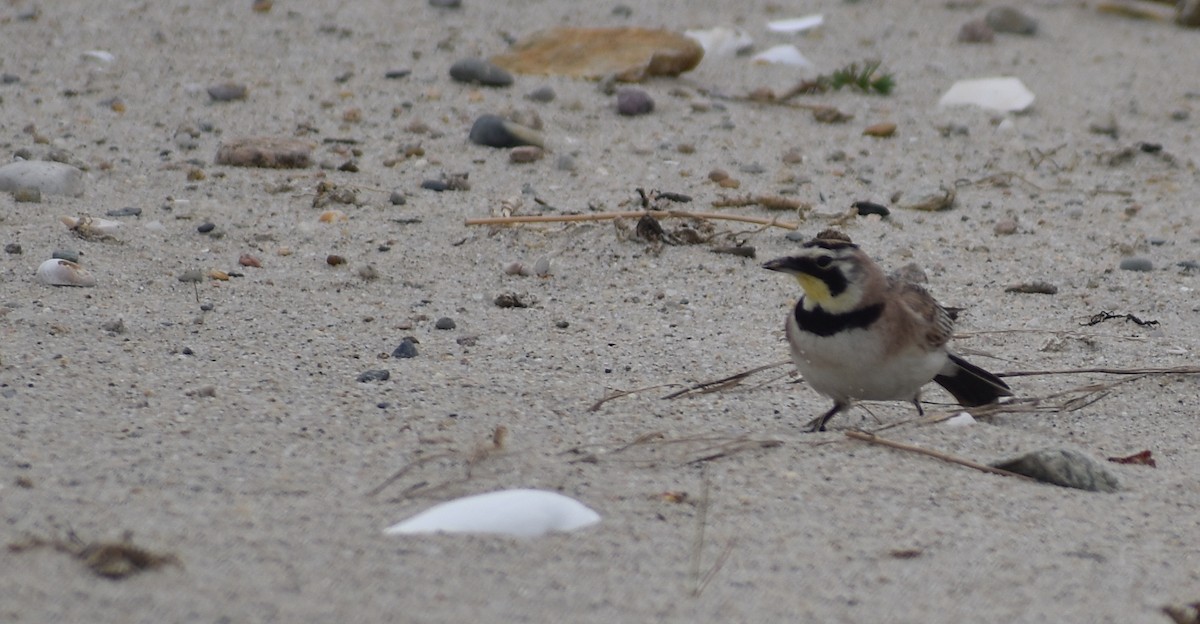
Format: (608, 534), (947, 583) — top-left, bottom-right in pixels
(845, 431), (1037, 482)
(464, 210), (800, 231)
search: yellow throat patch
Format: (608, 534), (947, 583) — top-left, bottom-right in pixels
(794, 274), (856, 313)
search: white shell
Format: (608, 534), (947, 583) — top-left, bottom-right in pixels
(944, 412), (977, 427)
(767, 14), (825, 34)
(684, 27), (755, 57)
(938, 77), (1035, 113)
(384, 489), (600, 537)
(36, 259), (97, 287)
(82, 50), (115, 63)
(61, 216), (122, 233)
(751, 45), (815, 69)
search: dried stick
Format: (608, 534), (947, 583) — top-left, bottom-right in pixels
(997, 365), (1200, 378)
(464, 210), (800, 231)
(845, 431), (1035, 482)
(664, 360), (791, 399)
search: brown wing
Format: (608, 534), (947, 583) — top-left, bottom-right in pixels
(887, 275), (953, 350)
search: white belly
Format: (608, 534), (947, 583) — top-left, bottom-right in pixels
(785, 314), (947, 402)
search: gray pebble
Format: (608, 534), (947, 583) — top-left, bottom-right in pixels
(51, 249), (80, 263)
(106, 206), (142, 218)
(429, 0), (461, 7)
(101, 318), (126, 334)
(555, 154), (577, 171)
(4, 243), (21, 254)
(385, 68), (412, 80)
(392, 338), (419, 358)
(0, 160), (84, 197)
(738, 163), (765, 175)
(958, 19), (994, 43)
(985, 6), (1038, 35)
(1, 73), (19, 84)
(1170, 109), (1190, 121)
(1178, 260), (1199, 271)
(178, 269), (204, 283)
(449, 58), (513, 87)
(616, 87), (654, 116)
(435, 317), (456, 330)
(197, 222), (216, 234)
(389, 190), (407, 205)
(509, 146), (544, 164)
(1119, 257), (1153, 272)
(993, 449), (1119, 493)
(468, 114), (544, 148)
(207, 82), (248, 102)
(357, 369), (390, 383)
(853, 201), (890, 217)
(421, 179), (450, 192)
(555, 320), (569, 329)
(785, 231), (808, 242)
(526, 85), (556, 103)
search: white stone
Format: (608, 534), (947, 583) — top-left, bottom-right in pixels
(938, 77), (1035, 113)
(0, 161), (84, 197)
(384, 489), (600, 537)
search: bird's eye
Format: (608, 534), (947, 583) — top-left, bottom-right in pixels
(816, 256), (832, 268)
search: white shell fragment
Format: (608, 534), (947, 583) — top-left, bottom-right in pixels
(82, 50), (116, 63)
(61, 216), (122, 233)
(384, 489), (600, 537)
(938, 77), (1035, 113)
(751, 45), (815, 69)
(36, 259), (97, 287)
(0, 161), (85, 197)
(944, 412), (977, 427)
(684, 27), (755, 57)
(767, 14), (825, 34)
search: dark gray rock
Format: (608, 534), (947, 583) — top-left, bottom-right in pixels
(993, 449), (1119, 493)
(468, 114), (544, 148)
(985, 6), (1038, 35)
(1119, 257), (1153, 272)
(449, 58), (513, 87)
(616, 87), (654, 116)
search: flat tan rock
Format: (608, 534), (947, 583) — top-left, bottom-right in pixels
(214, 137), (315, 169)
(491, 27), (703, 82)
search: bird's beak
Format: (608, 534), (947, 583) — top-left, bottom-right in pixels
(762, 257), (789, 272)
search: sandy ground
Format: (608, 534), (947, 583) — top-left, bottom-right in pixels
(2, 0), (1199, 622)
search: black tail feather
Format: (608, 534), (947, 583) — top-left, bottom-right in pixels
(934, 353), (1012, 407)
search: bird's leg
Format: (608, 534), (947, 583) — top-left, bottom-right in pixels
(911, 399), (925, 417)
(807, 402), (847, 432)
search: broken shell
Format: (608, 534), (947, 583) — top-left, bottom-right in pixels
(383, 489), (600, 537)
(36, 258), (97, 287)
(61, 215), (122, 234)
(207, 269), (230, 281)
(938, 76), (1035, 113)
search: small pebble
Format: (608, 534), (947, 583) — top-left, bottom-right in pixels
(862, 122), (896, 138)
(101, 318), (126, 334)
(178, 269), (204, 283)
(555, 320), (569, 329)
(207, 82), (248, 101)
(616, 87), (654, 116)
(526, 85), (556, 103)
(4, 243), (22, 254)
(1119, 257), (1153, 272)
(421, 179), (450, 192)
(1, 73), (19, 84)
(957, 19), (994, 43)
(385, 68), (412, 80)
(494, 293), (531, 308)
(357, 369), (391, 383)
(326, 254), (347, 266)
(358, 265), (380, 281)
(468, 114), (544, 148)
(898, 184), (955, 211)
(435, 317), (456, 330)
(105, 206), (142, 218)
(389, 190), (407, 205)
(51, 249), (80, 263)
(509, 146), (544, 163)
(197, 222), (216, 234)
(781, 149), (803, 164)
(215, 137), (315, 169)
(993, 218), (1018, 235)
(555, 155), (576, 171)
(853, 201), (890, 217)
(533, 256), (551, 277)
(429, 0), (461, 7)
(449, 58), (513, 87)
(393, 338), (419, 359)
(1177, 260), (1199, 271)
(985, 6), (1038, 35)
(1170, 109), (1190, 122)
(239, 254), (262, 268)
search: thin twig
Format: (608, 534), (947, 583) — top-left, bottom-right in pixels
(464, 210), (800, 231)
(664, 360), (791, 399)
(590, 384), (682, 412)
(997, 365), (1200, 378)
(845, 431), (1037, 482)
(690, 467), (710, 595)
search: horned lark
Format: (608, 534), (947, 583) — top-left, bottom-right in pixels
(763, 233), (1012, 431)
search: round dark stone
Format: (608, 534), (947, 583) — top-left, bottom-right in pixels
(449, 58), (513, 87)
(435, 317), (456, 330)
(51, 249), (80, 263)
(616, 87), (654, 116)
(389, 190), (407, 205)
(421, 179), (450, 192)
(197, 222), (216, 233)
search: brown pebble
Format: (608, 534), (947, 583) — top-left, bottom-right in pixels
(318, 210), (348, 223)
(509, 146), (544, 163)
(708, 168), (729, 182)
(958, 19), (995, 43)
(676, 143), (695, 154)
(327, 254), (347, 266)
(238, 253), (262, 268)
(993, 218), (1018, 235)
(781, 149), (803, 165)
(215, 136), (315, 169)
(863, 122), (897, 138)
(343, 108), (363, 123)
(717, 177), (741, 189)
(187, 168), (206, 181)
(207, 269), (230, 281)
